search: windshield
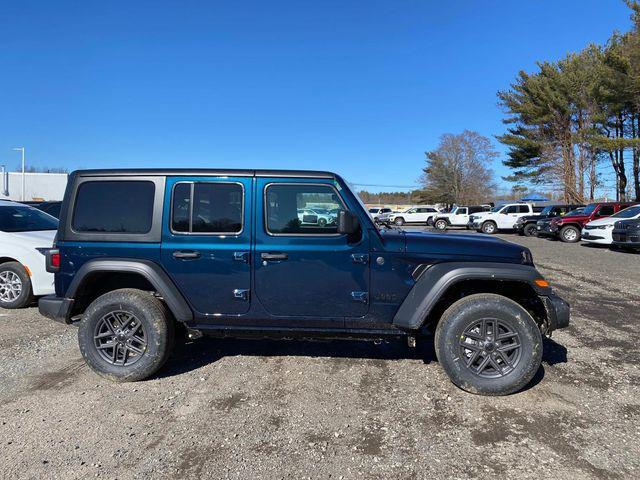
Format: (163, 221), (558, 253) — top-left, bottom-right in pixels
(564, 208), (584, 216)
(540, 206), (555, 215)
(490, 205), (502, 213)
(0, 205), (59, 232)
(612, 205), (640, 219)
(346, 181), (371, 216)
(581, 204), (597, 216)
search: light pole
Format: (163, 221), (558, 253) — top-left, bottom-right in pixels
(13, 147), (25, 201)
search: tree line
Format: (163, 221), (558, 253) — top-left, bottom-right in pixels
(419, 2), (640, 207)
(499, 1), (640, 202)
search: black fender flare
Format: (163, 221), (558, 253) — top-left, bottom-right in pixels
(392, 262), (551, 330)
(66, 258), (193, 322)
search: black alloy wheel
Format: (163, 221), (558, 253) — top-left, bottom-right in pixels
(93, 310), (147, 366)
(458, 318), (522, 378)
(523, 224), (538, 237)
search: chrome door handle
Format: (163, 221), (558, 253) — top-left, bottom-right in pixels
(261, 252), (288, 261)
(172, 250), (201, 260)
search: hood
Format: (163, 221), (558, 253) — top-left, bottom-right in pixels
(557, 214), (589, 223)
(0, 230), (56, 248)
(403, 230), (527, 263)
(585, 216), (616, 227)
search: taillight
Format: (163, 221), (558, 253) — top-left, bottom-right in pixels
(46, 249), (60, 273)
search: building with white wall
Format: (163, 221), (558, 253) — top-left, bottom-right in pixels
(0, 170), (68, 201)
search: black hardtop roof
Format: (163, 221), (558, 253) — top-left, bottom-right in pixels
(587, 201), (639, 206)
(72, 168), (337, 179)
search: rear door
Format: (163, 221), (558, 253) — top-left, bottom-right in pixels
(161, 176), (252, 317)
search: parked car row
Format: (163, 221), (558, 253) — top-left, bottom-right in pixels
(369, 206), (441, 226)
(427, 199), (640, 252)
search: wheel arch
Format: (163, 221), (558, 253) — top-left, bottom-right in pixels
(66, 259), (193, 323)
(393, 262), (551, 331)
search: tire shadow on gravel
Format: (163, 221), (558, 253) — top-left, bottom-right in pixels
(154, 334), (567, 387)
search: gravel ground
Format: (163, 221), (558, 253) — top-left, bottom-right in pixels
(1, 230), (639, 480)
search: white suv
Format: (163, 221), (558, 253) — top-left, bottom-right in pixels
(470, 203), (542, 234)
(387, 206), (440, 226)
(0, 201), (57, 308)
(432, 205), (490, 231)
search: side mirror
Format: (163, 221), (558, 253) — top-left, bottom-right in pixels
(337, 210), (360, 235)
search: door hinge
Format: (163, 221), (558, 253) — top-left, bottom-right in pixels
(350, 291), (368, 304)
(351, 253), (369, 264)
(233, 289), (250, 301)
(233, 252), (250, 263)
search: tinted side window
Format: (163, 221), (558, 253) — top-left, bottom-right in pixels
(599, 205), (615, 216)
(72, 181), (155, 233)
(266, 184), (344, 235)
(171, 182), (243, 234)
(505, 206), (518, 214)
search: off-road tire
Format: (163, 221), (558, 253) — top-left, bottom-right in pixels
(394, 217), (405, 226)
(560, 225), (580, 243)
(481, 221), (497, 234)
(434, 293), (543, 396)
(435, 219), (448, 231)
(78, 288), (175, 382)
(523, 224), (538, 237)
(0, 262), (34, 309)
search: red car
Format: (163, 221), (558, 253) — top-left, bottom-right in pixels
(544, 201), (638, 243)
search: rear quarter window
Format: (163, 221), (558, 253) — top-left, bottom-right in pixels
(72, 181), (155, 233)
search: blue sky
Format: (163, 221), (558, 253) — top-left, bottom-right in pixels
(0, 1), (632, 192)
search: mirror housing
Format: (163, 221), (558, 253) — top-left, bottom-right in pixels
(337, 210), (360, 235)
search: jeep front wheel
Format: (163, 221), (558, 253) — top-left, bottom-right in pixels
(78, 289), (175, 382)
(394, 217), (405, 226)
(435, 219), (448, 231)
(481, 221), (497, 234)
(560, 225), (580, 243)
(434, 293), (542, 396)
(523, 224), (538, 237)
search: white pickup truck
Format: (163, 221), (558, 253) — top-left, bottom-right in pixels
(469, 203), (544, 234)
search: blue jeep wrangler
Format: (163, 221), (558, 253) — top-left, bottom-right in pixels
(39, 169), (569, 395)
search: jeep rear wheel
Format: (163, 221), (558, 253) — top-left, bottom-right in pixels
(481, 221), (497, 234)
(523, 224), (538, 237)
(560, 225), (580, 243)
(0, 262), (34, 309)
(435, 219), (448, 231)
(78, 289), (174, 382)
(394, 217), (405, 226)
(435, 293), (542, 396)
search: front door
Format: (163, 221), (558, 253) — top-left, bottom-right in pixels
(254, 179), (370, 318)
(161, 176), (252, 317)
(451, 207), (468, 226)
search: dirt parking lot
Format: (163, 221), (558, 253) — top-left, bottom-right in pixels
(1, 230), (639, 479)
